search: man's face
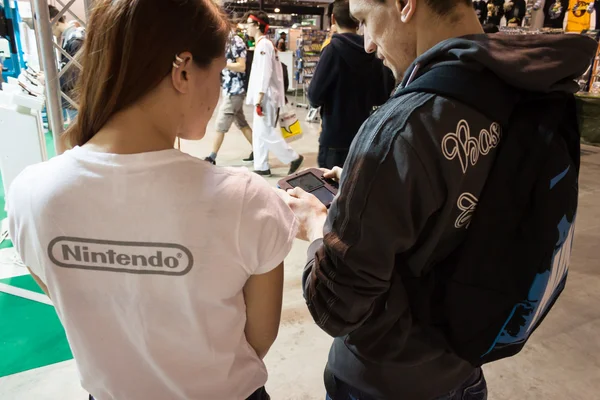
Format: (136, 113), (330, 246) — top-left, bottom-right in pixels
(246, 19), (259, 38)
(51, 22), (62, 38)
(350, 0), (417, 81)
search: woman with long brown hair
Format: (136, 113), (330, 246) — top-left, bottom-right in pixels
(7, 1), (297, 399)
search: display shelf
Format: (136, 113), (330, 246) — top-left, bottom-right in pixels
(294, 27), (327, 108)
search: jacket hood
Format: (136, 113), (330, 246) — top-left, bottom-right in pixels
(331, 33), (384, 75)
(402, 34), (598, 93)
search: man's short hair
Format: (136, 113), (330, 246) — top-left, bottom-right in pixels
(333, 0), (359, 30)
(48, 5), (66, 23)
(375, 0), (472, 17)
(245, 11), (270, 34)
(427, 0), (473, 15)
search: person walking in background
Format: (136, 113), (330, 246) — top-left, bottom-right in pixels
(245, 11), (304, 177)
(205, 30), (254, 165)
(308, 0), (395, 170)
(276, 32), (287, 52)
(48, 5), (85, 123)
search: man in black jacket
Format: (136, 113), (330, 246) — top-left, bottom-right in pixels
(278, 0), (596, 398)
(308, 0), (394, 170)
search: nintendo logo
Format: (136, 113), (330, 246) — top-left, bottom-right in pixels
(48, 237), (193, 276)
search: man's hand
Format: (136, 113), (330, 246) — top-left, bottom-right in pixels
(277, 187), (328, 242)
(256, 92), (265, 117)
(256, 104), (264, 117)
(320, 166), (343, 182)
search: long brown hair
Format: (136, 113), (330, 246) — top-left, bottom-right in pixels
(66, 0), (230, 147)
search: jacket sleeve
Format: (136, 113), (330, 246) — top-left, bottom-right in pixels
(302, 117), (441, 337)
(307, 45), (337, 108)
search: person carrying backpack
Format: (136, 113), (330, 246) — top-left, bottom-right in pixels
(277, 0), (597, 398)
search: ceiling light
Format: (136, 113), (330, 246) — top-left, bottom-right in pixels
(274, 8), (281, 12)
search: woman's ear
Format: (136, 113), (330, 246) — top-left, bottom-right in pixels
(171, 51), (193, 94)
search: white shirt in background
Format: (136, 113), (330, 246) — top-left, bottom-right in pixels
(246, 36), (286, 109)
(7, 147), (298, 400)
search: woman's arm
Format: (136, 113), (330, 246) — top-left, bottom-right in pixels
(243, 263), (284, 359)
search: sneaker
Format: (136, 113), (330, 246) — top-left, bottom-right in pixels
(254, 169), (272, 177)
(204, 156), (216, 165)
(243, 152), (254, 162)
(288, 155), (304, 175)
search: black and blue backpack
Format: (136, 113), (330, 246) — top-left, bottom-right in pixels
(399, 65), (580, 366)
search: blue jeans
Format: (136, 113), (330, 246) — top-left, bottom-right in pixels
(325, 368), (487, 400)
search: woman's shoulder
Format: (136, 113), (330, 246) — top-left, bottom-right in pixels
(7, 154), (76, 219)
(10, 154), (73, 193)
(218, 167), (288, 211)
(219, 167), (274, 196)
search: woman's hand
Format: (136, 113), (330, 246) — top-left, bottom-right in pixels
(276, 187), (328, 242)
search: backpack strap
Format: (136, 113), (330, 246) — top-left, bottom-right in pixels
(395, 65), (520, 126)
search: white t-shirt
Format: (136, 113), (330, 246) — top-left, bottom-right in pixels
(7, 147), (298, 400)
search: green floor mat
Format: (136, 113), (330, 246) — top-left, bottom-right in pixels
(0, 164), (6, 223)
(0, 177), (11, 249)
(0, 179), (9, 249)
(0, 275), (72, 377)
(2, 274), (45, 294)
(45, 131), (57, 160)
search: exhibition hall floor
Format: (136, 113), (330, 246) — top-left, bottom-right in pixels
(1, 104), (599, 399)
